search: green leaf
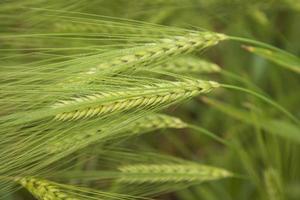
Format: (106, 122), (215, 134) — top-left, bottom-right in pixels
(243, 45), (300, 74)
(203, 97), (300, 143)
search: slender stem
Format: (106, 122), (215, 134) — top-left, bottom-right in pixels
(228, 36), (295, 58)
(221, 84), (300, 125)
(188, 124), (230, 146)
(221, 70), (266, 95)
(188, 125), (251, 181)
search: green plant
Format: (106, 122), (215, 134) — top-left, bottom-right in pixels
(0, 1), (299, 200)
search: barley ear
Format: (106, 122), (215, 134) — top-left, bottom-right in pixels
(54, 80), (220, 121)
(16, 177), (77, 200)
(118, 164), (232, 183)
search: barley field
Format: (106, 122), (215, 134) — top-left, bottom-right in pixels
(0, 1), (299, 200)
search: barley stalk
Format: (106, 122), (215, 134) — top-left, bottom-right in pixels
(100, 32), (226, 66)
(17, 177), (77, 200)
(54, 80), (219, 121)
(118, 164), (232, 183)
(69, 32), (226, 84)
(154, 56), (221, 73)
(46, 114), (187, 153)
(128, 113), (187, 134)
(98, 32), (225, 71)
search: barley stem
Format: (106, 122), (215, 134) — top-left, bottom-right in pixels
(221, 84), (300, 125)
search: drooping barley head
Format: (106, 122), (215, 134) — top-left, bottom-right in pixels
(54, 80), (219, 121)
(17, 177), (77, 200)
(118, 164), (232, 183)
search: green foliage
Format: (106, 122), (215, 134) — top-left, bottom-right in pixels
(244, 45), (300, 73)
(0, 0), (299, 200)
